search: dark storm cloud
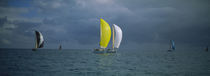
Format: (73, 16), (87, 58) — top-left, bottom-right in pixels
(113, 0), (210, 46)
(0, 0), (8, 7)
(0, 16), (41, 48)
(0, 0), (210, 49)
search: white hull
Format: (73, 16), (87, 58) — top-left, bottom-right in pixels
(107, 48), (117, 53)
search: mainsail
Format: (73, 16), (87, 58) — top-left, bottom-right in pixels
(100, 18), (111, 48)
(35, 31), (44, 48)
(113, 24), (122, 48)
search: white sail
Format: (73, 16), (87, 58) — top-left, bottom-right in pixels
(35, 31), (44, 48)
(113, 24), (122, 48)
(38, 32), (44, 47)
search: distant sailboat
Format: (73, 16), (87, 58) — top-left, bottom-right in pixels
(32, 30), (44, 51)
(205, 46), (208, 52)
(94, 18), (111, 53)
(59, 44), (62, 50)
(168, 40), (175, 51)
(107, 24), (122, 53)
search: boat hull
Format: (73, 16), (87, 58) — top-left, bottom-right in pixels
(32, 48), (37, 51)
(93, 48), (106, 54)
(168, 49), (175, 52)
(168, 50), (172, 52)
(94, 48), (105, 51)
(107, 49), (117, 53)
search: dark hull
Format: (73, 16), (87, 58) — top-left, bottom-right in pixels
(168, 49), (175, 52)
(93, 48), (105, 54)
(32, 48), (37, 51)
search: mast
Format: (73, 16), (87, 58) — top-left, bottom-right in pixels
(100, 19), (102, 48)
(35, 31), (38, 48)
(112, 25), (115, 49)
(35, 39), (38, 48)
(169, 40), (171, 50)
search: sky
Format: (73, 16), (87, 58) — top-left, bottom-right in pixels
(0, 0), (209, 49)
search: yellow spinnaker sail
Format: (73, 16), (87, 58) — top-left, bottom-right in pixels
(100, 18), (111, 48)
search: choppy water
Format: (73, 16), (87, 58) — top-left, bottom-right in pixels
(0, 49), (210, 76)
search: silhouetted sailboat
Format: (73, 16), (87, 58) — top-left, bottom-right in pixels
(205, 46), (208, 52)
(32, 30), (44, 51)
(168, 40), (175, 51)
(107, 24), (122, 53)
(59, 44), (62, 50)
(94, 18), (111, 53)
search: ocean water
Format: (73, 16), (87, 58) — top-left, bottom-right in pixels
(0, 49), (210, 76)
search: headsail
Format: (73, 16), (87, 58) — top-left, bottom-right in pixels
(170, 40), (175, 50)
(99, 18), (111, 48)
(35, 31), (44, 48)
(59, 44), (62, 50)
(113, 24), (122, 48)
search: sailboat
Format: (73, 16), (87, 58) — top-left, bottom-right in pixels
(59, 44), (62, 50)
(94, 18), (111, 53)
(107, 24), (122, 53)
(168, 40), (175, 51)
(205, 46), (208, 52)
(32, 30), (44, 51)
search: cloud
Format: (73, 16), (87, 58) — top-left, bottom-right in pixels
(0, 7), (28, 18)
(0, 0), (210, 49)
(1, 39), (11, 44)
(0, 16), (41, 48)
